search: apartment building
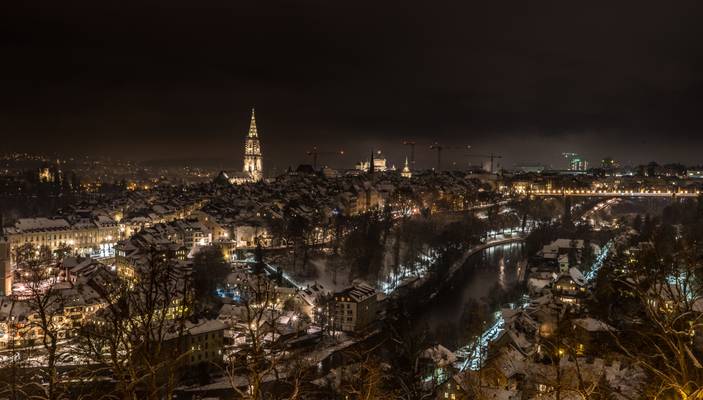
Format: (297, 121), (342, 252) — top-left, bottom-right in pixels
(332, 280), (379, 333)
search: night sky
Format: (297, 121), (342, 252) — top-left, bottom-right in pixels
(2, 1), (703, 170)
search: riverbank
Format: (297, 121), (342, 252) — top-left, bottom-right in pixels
(386, 232), (526, 301)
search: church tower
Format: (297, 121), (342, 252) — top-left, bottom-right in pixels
(401, 157), (412, 178)
(242, 108), (263, 181)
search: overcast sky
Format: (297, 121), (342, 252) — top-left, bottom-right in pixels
(2, 0), (702, 170)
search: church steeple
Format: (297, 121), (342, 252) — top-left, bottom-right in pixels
(401, 157), (412, 178)
(248, 108), (258, 138)
(242, 107), (263, 181)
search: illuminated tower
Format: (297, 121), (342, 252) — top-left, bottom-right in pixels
(401, 157), (412, 178)
(242, 108), (263, 181)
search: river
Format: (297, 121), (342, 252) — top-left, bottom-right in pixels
(412, 242), (526, 350)
(188, 241), (529, 399)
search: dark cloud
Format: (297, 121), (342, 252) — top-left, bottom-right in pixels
(1, 0), (702, 168)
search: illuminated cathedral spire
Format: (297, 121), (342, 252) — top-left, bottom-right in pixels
(242, 108), (263, 181)
(401, 157), (412, 178)
(248, 108), (258, 138)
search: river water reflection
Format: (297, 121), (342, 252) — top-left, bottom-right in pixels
(413, 242), (525, 350)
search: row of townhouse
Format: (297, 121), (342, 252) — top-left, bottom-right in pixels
(2, 216), (120, 263)
(114, 235), (188, 279)
(0, 190), (207, 265)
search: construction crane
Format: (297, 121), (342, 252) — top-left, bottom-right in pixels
(464, 152), (503, 174)
(429, 143), (444, 171)
(429, 143), (471, 171)
(402, 141), (417, 170)
(306, 147), (345, 170)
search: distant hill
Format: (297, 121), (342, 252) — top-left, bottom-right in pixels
(140, 157), (238, 169)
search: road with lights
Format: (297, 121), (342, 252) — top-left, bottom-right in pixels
(530, 189), (699, 197)
(454, 242), (612, 371)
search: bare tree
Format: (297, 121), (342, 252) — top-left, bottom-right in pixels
(77, 247), (190, 400)
(224, 273), (288, 399)
(387, 322), (437, 400)
(338, 347), (395, 400)
(612, 256), (703, 399)
(20, 251), (68, 400)
(0, 300), (31, 400)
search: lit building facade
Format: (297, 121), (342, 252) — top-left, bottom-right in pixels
(165, 319), (226, 368)
(4, 217), (119, 263)
(332, 281), (378, 332)
(356, 150), (391, 172)
(563, 152), (588, 171)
